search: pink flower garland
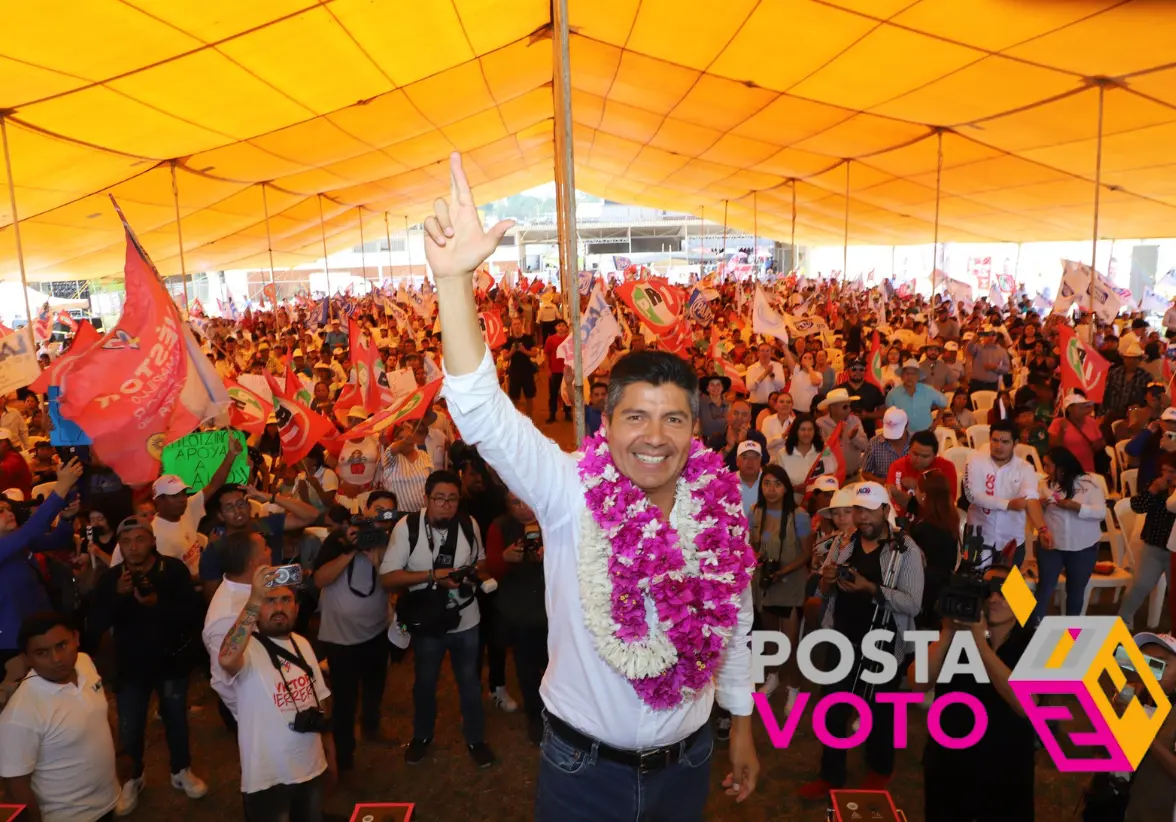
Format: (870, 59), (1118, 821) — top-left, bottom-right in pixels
(578, 431), (756, 710)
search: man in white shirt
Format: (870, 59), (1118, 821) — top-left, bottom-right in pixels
(0, 396), (30, 452)
(216, 567), (335, 822)
(963, 419), (1050, 568)
(735, 441), (763, 521)
(745, 343), (788, 421)
(0, 612), (123, 821)
(378, 470), (493, 769)
(423, 154), (757, 821)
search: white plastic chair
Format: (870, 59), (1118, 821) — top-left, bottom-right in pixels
(1014, 443), (1043, 475)
(966, 424), (990, 450)
(30, 481), (55, 502)
(1121, 469), (1138, 499)
(1105, 446), (1120, 500)
(934, 426), (959, 453)
(1114, 439), (1132, 474)
(971, 390), (997, 417)
(943, 446), (973, 499)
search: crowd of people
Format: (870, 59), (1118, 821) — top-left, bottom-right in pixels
(0, 158), (1174, 821)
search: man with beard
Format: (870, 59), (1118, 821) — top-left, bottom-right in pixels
(218, 566), (335, 822)
(801, 483), (924, 800)
(843, 359), (886, 438)
(423, 153), (757, 820)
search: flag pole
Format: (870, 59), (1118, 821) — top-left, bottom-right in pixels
(932, 129), (943, 298)
(168, 160), (191, 315)
(1090, 80), (1107, 314)
(357, 207), (367, 289)
(261, 182), (279, 323)
(752, 190), (758, 278)
(721, 199), (728, 278)
(843, 160), (850, 284)
(383, 213), (393, 286)
(553, 0), (584, 443)
(405, 216), (413, 282)
(1, 115), (35, 330)
(317, 193), (331, 295)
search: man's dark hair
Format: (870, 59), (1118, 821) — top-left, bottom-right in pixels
(19, 611), (75, 652)
(209, 483), (247, 514)
(910, 429), (939, 454)
(218, 530), (260, 577)
(990, 419), (1019, 441)
(605, 351), (699, 420)
(425, 470), (461, 497)
(367, 490), (399, 509)
(590, 381), (608, 392)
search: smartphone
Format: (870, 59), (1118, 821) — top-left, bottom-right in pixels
(55, 445), (91, 464)
(1114, 646), (1167, 681)
(837, 566), (857, 583)
(266, 564), (303, 588)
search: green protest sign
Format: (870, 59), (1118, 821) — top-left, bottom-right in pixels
(160, 430), (249, 490)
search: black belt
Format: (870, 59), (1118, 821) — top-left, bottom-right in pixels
(545, 712), (706, 773)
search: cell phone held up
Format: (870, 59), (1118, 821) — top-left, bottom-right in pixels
(837, 565), (857, 584)
(266, 564), (303, 589)
(522, 529), (543, 560)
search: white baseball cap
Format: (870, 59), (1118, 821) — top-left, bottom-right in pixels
(1161, 407), (1176, 423)
(293, 348), (304, 357)
(882, 407), (908, 438)
(1062, 393), (1092, 410)
(901, 358), (921, 372)
(853, 481), (890, 510)
(810, 475), (840, 494)
(3, 489), (24, 502)
(153, 474), (190, 498)
(944, 341), (959, 352)
(737, 440), (762, 458)
(817, 486), (856, 517)
(1134, 632), (1176, 655)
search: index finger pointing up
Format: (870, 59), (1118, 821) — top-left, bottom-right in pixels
(449, 152), (471, 207)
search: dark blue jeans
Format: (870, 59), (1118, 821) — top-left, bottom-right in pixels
(1033, 544), (1099, 623)
(534, 715), (714, 822)
(116, 674), (191, 778)
(412, 626), (484, 743)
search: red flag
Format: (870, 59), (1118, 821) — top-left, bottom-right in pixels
(30, 320), (102, 394)
(349, 319), (381, 412)
(528, 279), (544, 295)
(190, 298), (205, 318)
(1057, 325), (1110, 404)
(57, 220), (221, 484)
(865, 332), (885, 390)
(340, 379), (443, 442)
(264, 372), (336, 464)
(263, 283), (278, 306)
(708, 327), (747, 395)
(32, 306), (53, 344)
(616, 281), (686, 335)
(803, 421), (847, 495)
(224, 379), (273, 438)
(54, 310), (78, 333)
(661, 320), (694, 358)
(478, 311), (507, 350)
(284, 362), (313, 408)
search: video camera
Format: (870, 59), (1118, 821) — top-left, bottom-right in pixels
(350, 510), (404, 550)
(936, 525), (1004, 624)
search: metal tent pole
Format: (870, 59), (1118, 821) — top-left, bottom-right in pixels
(1, 115), (34, 328)
(842, 161), (850, 283)
(317, 193), (331, 295)
(932, 129), (943, 296)
(553, 0), (584, 443)
(405, 216), (413, 281)
(261, 182), (278, 318)
(1090, 81), (1107, 313)
(722, 199), (728, 276)
(791, 181), (797, 272)
(384, 213), (394, 285)
(357, 207), (367, 288)
(170, 160), (190, 312)
(752, 190), (758, 277)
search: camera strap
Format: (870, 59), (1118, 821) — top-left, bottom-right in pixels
(345, 554), (377, 598)
(253, 632), (323, 713)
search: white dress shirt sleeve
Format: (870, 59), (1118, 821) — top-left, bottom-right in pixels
(963, 456), (1009, 510)
(442, 349), (580, 531)
(715, 586), (754, 716)
(0, 715), (39, 777)
(1075, 478), (1107, 521)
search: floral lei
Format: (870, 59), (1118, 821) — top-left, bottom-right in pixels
(577, 431), (756, 710)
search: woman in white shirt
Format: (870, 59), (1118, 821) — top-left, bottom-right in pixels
(775, 417), (823, 505)
(1032, 446), (1107, 624)
(787, 351), (822, 414)
(761, 393), (797, 462)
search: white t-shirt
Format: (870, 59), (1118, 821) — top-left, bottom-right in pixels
(0, 654), (120, 822)
(335, 436), (379, 488)
(111, 494), (206, 574)
(229, 634), (330, 794)
(202, 578), (253, 717)
(379, 512), (483, 634)
(296, 466), (339, 511)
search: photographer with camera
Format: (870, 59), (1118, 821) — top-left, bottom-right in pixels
(917, 564), (1036, 822)
(312, 490), (399, 770)
(378, 470), (496, 769)
(749, 465), (811, 711)
(963, 419), (1049, 569)
(87, 516), (208, 812)
(218, 565), (336, 822)
(799, 482), (924, 801)
(485, 491), (549, 743)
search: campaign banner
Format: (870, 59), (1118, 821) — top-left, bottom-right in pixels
(160, 430), (249, 490)
(0, 329), (41, 396)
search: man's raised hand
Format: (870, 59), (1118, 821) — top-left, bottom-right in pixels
(423, 153), (514, 281)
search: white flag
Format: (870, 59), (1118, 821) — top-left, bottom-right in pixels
(988, 283), (1005, 309)
(752, 285), (790, 342)
(557, 284), (620, 377)
(781, 312), (830, 338)
(1051, 260), (1090, 316)
(1141, 287), (1167, 315)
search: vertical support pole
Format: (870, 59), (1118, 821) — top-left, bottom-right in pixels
(405, 216), (413, 282)
(357, 207), (367, 289)
(932, 129), (943, 297)
(842, 160), (850, 283)
(383, 212), (394, 285)
(317, 193), (331, 295)
(1090, 81), (1106, 313)
(0, 115), (34, 328)
(553, 0), (584, 444)
(721, 199), (729, 276)
(261, 182), (279, 323)
(790, 181), (797, 273)
(170, 160), (190, 311)
(752, 190), (758, 277)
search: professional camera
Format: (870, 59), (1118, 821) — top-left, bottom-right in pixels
(449, 564), (498, 595)
(937, 526), (1004, 623)
(129, 571), (154, 597)
(351, 510), (403, 550)
(289, 707), (331, 734)
(759, 558), (781, 589)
